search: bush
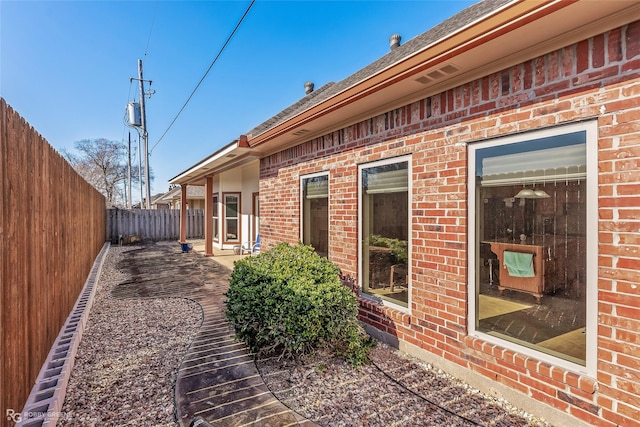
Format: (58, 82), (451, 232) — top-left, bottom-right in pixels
(224, 242), (373, 365)
(369, 234), (408, 264)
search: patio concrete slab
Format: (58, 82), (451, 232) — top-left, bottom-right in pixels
(112, 241), (316, 427)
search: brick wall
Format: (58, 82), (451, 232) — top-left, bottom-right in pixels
(260, 21), (640, 426)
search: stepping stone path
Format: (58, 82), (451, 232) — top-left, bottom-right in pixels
(113, 242), (316, 427)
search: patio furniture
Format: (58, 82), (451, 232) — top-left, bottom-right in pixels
(240, 234), (260, 255)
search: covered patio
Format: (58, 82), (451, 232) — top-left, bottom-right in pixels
(170, 136), (260, 258)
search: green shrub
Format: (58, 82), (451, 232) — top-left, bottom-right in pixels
(224, 242), (374, 365)
(369, 234), (408, 264)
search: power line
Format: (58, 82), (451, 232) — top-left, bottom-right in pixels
(118, 1), (158, 207)
(150, 0), (256, 154)
(143, 0), (159, 64)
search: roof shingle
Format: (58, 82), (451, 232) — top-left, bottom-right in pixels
(247, 0), (512, 139)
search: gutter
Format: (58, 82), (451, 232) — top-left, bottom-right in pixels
(245, 0), (640, 153)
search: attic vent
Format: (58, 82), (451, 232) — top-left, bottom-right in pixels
(440, 64), (459, 74)
(226, 154), (237, 158)
(414, 63), (460, 85)
(292, 129), (310, 136)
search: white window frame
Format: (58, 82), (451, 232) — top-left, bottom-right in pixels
(467, 121), (598, 377)
(300, 171), (330, 256)
(358, 155), (412, 313)
(213, 194), (219, 242)
(223, 192), (241, 244)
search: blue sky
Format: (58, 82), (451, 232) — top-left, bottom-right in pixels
(1, 0), (474, 201)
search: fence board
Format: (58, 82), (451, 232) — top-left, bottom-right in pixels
(106, 208), (204, 242)
(1, 98), (106, 416)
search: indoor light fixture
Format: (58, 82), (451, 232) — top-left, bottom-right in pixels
(515, 168), (551, 199)
(514, 188), (536, 198)
(534, 189), (550, 198)
(514, 188), (550, 199)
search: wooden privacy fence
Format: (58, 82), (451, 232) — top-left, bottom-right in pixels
(0, 98), (106, 415)
(106, 208), (204, 242)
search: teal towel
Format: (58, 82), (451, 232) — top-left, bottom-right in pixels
(503, 251), (535, 277)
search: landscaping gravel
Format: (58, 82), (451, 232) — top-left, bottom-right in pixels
(60, 245), (553, 427)
(60, 246), (202, 426)
(257, 345), (553, 427)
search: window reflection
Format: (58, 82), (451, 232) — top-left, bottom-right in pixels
(476, 133), (587, 364)
(361, 161), (409, 308)
(302, 175), (329, 257)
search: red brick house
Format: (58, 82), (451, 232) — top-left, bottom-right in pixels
(172, 1), (640, 425)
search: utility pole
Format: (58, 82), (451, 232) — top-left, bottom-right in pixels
(138, 132), (143, 207)
(137, 59), (151, 209)
(127, 132), (132, 209)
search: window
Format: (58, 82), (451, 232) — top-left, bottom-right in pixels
(213, 194), (219, 242)
(469, 122), (597, 373)
(359, 157), (410, 308)
(223, 193), (240, 243)
(252, 192), (260, 244)
(301, 173), (329, 257)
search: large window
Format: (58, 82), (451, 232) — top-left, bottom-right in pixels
(301, 173), (329, 257)
(360, 158), (410, 308)
(469, 122), (597, 373)
(223, 193), (240, 244)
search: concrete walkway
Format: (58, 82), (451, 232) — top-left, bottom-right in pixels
(113, 241), (316, 427)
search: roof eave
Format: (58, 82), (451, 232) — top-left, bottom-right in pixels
(246, 0), (640, 155)
(169, 139), (258, 185)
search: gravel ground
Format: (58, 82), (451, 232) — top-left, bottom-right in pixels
(60, 246), (202, 426)
(257, 346), (553, 427)
(60, 245), (552, 427)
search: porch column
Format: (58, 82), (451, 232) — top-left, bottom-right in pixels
(204, 175), (214, 257)
(180, 184), (187, 242)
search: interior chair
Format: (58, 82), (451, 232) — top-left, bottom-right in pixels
(480, 242), (498, 285)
